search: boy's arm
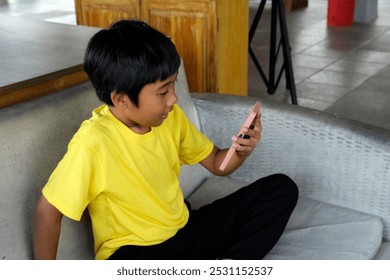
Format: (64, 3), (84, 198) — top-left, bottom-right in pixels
(33, 195), (63, 260)
(200, 112), (262, 176)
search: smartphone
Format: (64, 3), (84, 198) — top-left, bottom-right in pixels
(219, 101), (261, 171)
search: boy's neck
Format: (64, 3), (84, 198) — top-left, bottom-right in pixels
(108, 106), (151, 135)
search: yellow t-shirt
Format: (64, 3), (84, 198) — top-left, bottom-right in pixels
(42, 104), (214, 260)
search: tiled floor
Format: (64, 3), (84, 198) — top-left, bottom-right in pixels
(248, 0), (390, 130)
(1, 0), (389, 130)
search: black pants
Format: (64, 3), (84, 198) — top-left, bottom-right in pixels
(109, 173), (298, 260)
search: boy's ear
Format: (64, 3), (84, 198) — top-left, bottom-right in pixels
(110, 92), (129, 109)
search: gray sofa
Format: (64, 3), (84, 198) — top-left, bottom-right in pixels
(1, 65), (389, 260)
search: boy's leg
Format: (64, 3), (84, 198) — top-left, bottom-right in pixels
(187, 173), (298, 259)
(108, 173), (298, 259)
(223, 174), (298, 259)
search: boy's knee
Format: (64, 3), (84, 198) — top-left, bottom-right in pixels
(271, 173), (299, 201)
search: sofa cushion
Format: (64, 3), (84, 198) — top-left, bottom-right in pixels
(187, 176), (383, 259)
(374, 241), (390, 260)
(265, 199), (383, 260)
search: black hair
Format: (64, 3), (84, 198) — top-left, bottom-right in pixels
(83, 19), (181, 106)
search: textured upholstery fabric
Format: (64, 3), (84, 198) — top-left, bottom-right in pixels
(374, 242), (390, 259)
(175, 65), (211, 198)
(266, 219), (382, 259)
(188, 176), (383, 259)
(0, 82), (99, 259)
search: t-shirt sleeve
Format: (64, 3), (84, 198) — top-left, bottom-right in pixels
(42, 141), (101, 221)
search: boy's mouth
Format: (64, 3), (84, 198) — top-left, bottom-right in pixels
(162, 107), (173, 119)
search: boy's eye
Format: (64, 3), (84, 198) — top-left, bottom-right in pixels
(158, 91), (168, 96)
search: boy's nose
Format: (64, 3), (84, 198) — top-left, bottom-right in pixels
(168, 91), (178, 106)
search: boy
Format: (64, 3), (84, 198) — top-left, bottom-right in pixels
(33, 20), (298, 260)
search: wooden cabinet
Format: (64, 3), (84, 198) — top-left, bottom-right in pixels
(75, 0), (141, 27)
(74, 0), (248, 96)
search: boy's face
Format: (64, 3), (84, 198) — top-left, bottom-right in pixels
(112, 73), (178, 133)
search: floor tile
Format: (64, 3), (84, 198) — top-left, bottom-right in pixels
(291, 53), (337, 69)
(300, 42), (353, 59)
(362, 31), (390, 53)
(291, 66), (320, 83)
(295, 98), (332, 111)
(344, 49), (390, 65)
(325, 59), (386, 75)
(305, 70), (370, 88)
(360, 75), (390, 92)
(326, 88), (390, 129)
(294, 81), (353, 104)
(376, 66), (390, 77)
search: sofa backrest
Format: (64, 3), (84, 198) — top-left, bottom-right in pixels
(193, 94), (390, 241)
(0, 82), (101, 259)
(175, 64), (211, 198)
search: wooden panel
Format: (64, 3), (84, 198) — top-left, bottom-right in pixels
(141, 0), (216, 93)
(216, 0), (248, 96)
(75, 0), (140, 27)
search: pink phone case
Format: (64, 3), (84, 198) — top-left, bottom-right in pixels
(219, 101), (261, 171)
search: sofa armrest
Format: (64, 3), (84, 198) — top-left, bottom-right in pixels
(192, 93), (390, 241)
